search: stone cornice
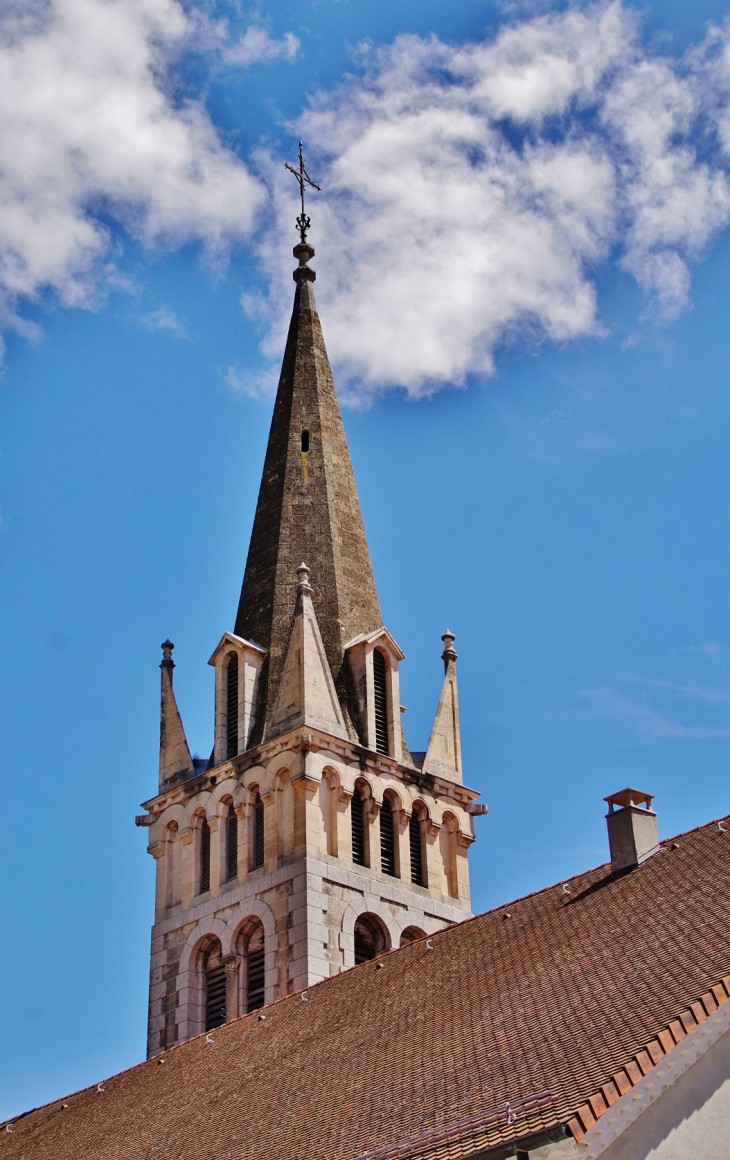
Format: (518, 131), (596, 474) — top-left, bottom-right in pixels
(141, 725), (481, 814)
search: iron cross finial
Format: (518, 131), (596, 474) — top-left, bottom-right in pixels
(284, 141), (321, 244)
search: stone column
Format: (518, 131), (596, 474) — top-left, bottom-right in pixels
(394, 808), (409, 881)
(179, 826), (194, 907)
(223, 954), (242, 1021)
(337, 787), (353, 863)
(150, 842), (165, 923)
(261, 789), (276, 873)
(425, 819), (442, 896)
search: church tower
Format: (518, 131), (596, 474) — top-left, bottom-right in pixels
(137, 238), (486, 1058)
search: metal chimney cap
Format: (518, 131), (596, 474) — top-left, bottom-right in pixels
(604, 788), (654, 814)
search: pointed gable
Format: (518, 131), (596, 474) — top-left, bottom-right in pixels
(423, 631), (462, 783)
(234, 246), (382, 744)
(266, 563), (348, 742)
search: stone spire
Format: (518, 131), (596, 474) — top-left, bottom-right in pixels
(234, 243), (382, 743)
(423, 631), (463, 783)
(158, 640), (194, 787)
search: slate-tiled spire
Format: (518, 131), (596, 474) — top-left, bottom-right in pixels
(235, 243), (382, 743)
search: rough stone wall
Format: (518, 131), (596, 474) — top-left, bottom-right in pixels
(234, 278), (382, 742)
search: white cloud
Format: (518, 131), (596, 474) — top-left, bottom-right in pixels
(224, 363), (279, 399)
(0, 0), (263, 357)
(225, 26), (300, 67)
(137, 306), (188, 336)
(248, 1), (730, 403)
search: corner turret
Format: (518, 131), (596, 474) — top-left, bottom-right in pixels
(422, 631), (462, 782)
(158, 640), (194, 788)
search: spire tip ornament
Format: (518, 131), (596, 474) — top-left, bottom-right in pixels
(297, 562), (313, 595)
(284, 140), (321, 246)
(441, 630), (458, 665)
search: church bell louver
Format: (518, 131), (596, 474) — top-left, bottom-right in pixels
(139, 206), (486, 1058)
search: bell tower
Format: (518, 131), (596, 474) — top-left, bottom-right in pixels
(137, 239), (486, 1058)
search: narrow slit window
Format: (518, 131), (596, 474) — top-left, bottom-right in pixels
(226, 805), (238, 882)
(301, 430), (310, 452)
(373, 650), (389, 755)
(226, 653), (239, 759)
(380, 798), (396, 877)
(351, 790), (366, 866)
(199, 817), (211, 894)
(205, 959), (226, 1030)
(252, 792), (265, 870)
(409, 812), (424, 887)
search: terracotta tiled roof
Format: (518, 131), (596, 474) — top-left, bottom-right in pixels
(567, 977), (730, 1143)
(5, 814), (730, 1160)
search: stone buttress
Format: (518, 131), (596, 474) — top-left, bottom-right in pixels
(137, 241), (487, 1057)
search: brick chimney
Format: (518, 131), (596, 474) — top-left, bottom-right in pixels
(604, 789), (660, 875)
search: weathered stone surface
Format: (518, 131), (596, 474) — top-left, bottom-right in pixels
(423, 632), (463, 783)
(159, 645), (194, 787)
(234, 275), (382, 742)
(266, 565), (349, 742)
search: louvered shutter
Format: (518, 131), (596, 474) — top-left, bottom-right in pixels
(247, 946), (265, 1011)
(226, 807), (238, 881)
(205, 963), (226, 1030)
(380, 799), (396, 876)
(200, 817), (211, 894)
(351, 791), (366, 866)
(409, 813), (424, 886)
(372, 649), (389, 755)
(226, 653), (239, 759)
(253, 793), (265, 869)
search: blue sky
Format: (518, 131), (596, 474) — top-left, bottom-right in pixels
(3, 0), (730, 1121)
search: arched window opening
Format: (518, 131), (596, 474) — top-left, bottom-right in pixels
(226, 804), (238, 882)
(204, 944), (226, 1031)
(199, 816), (211, 894)
(380, 797), (397, 877)
(400, 926), (426, 947)
(351, 788), (366, 866)
(226, 653), (239, 759)
(246, 927), (265, 1012)
(252, 792), (265, 870)
(354, 913), (388, 965)
(409, 811), (424, 887)
(372, 649), (389, 755)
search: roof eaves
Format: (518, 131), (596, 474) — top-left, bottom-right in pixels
(567, 974), (730, 1143)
